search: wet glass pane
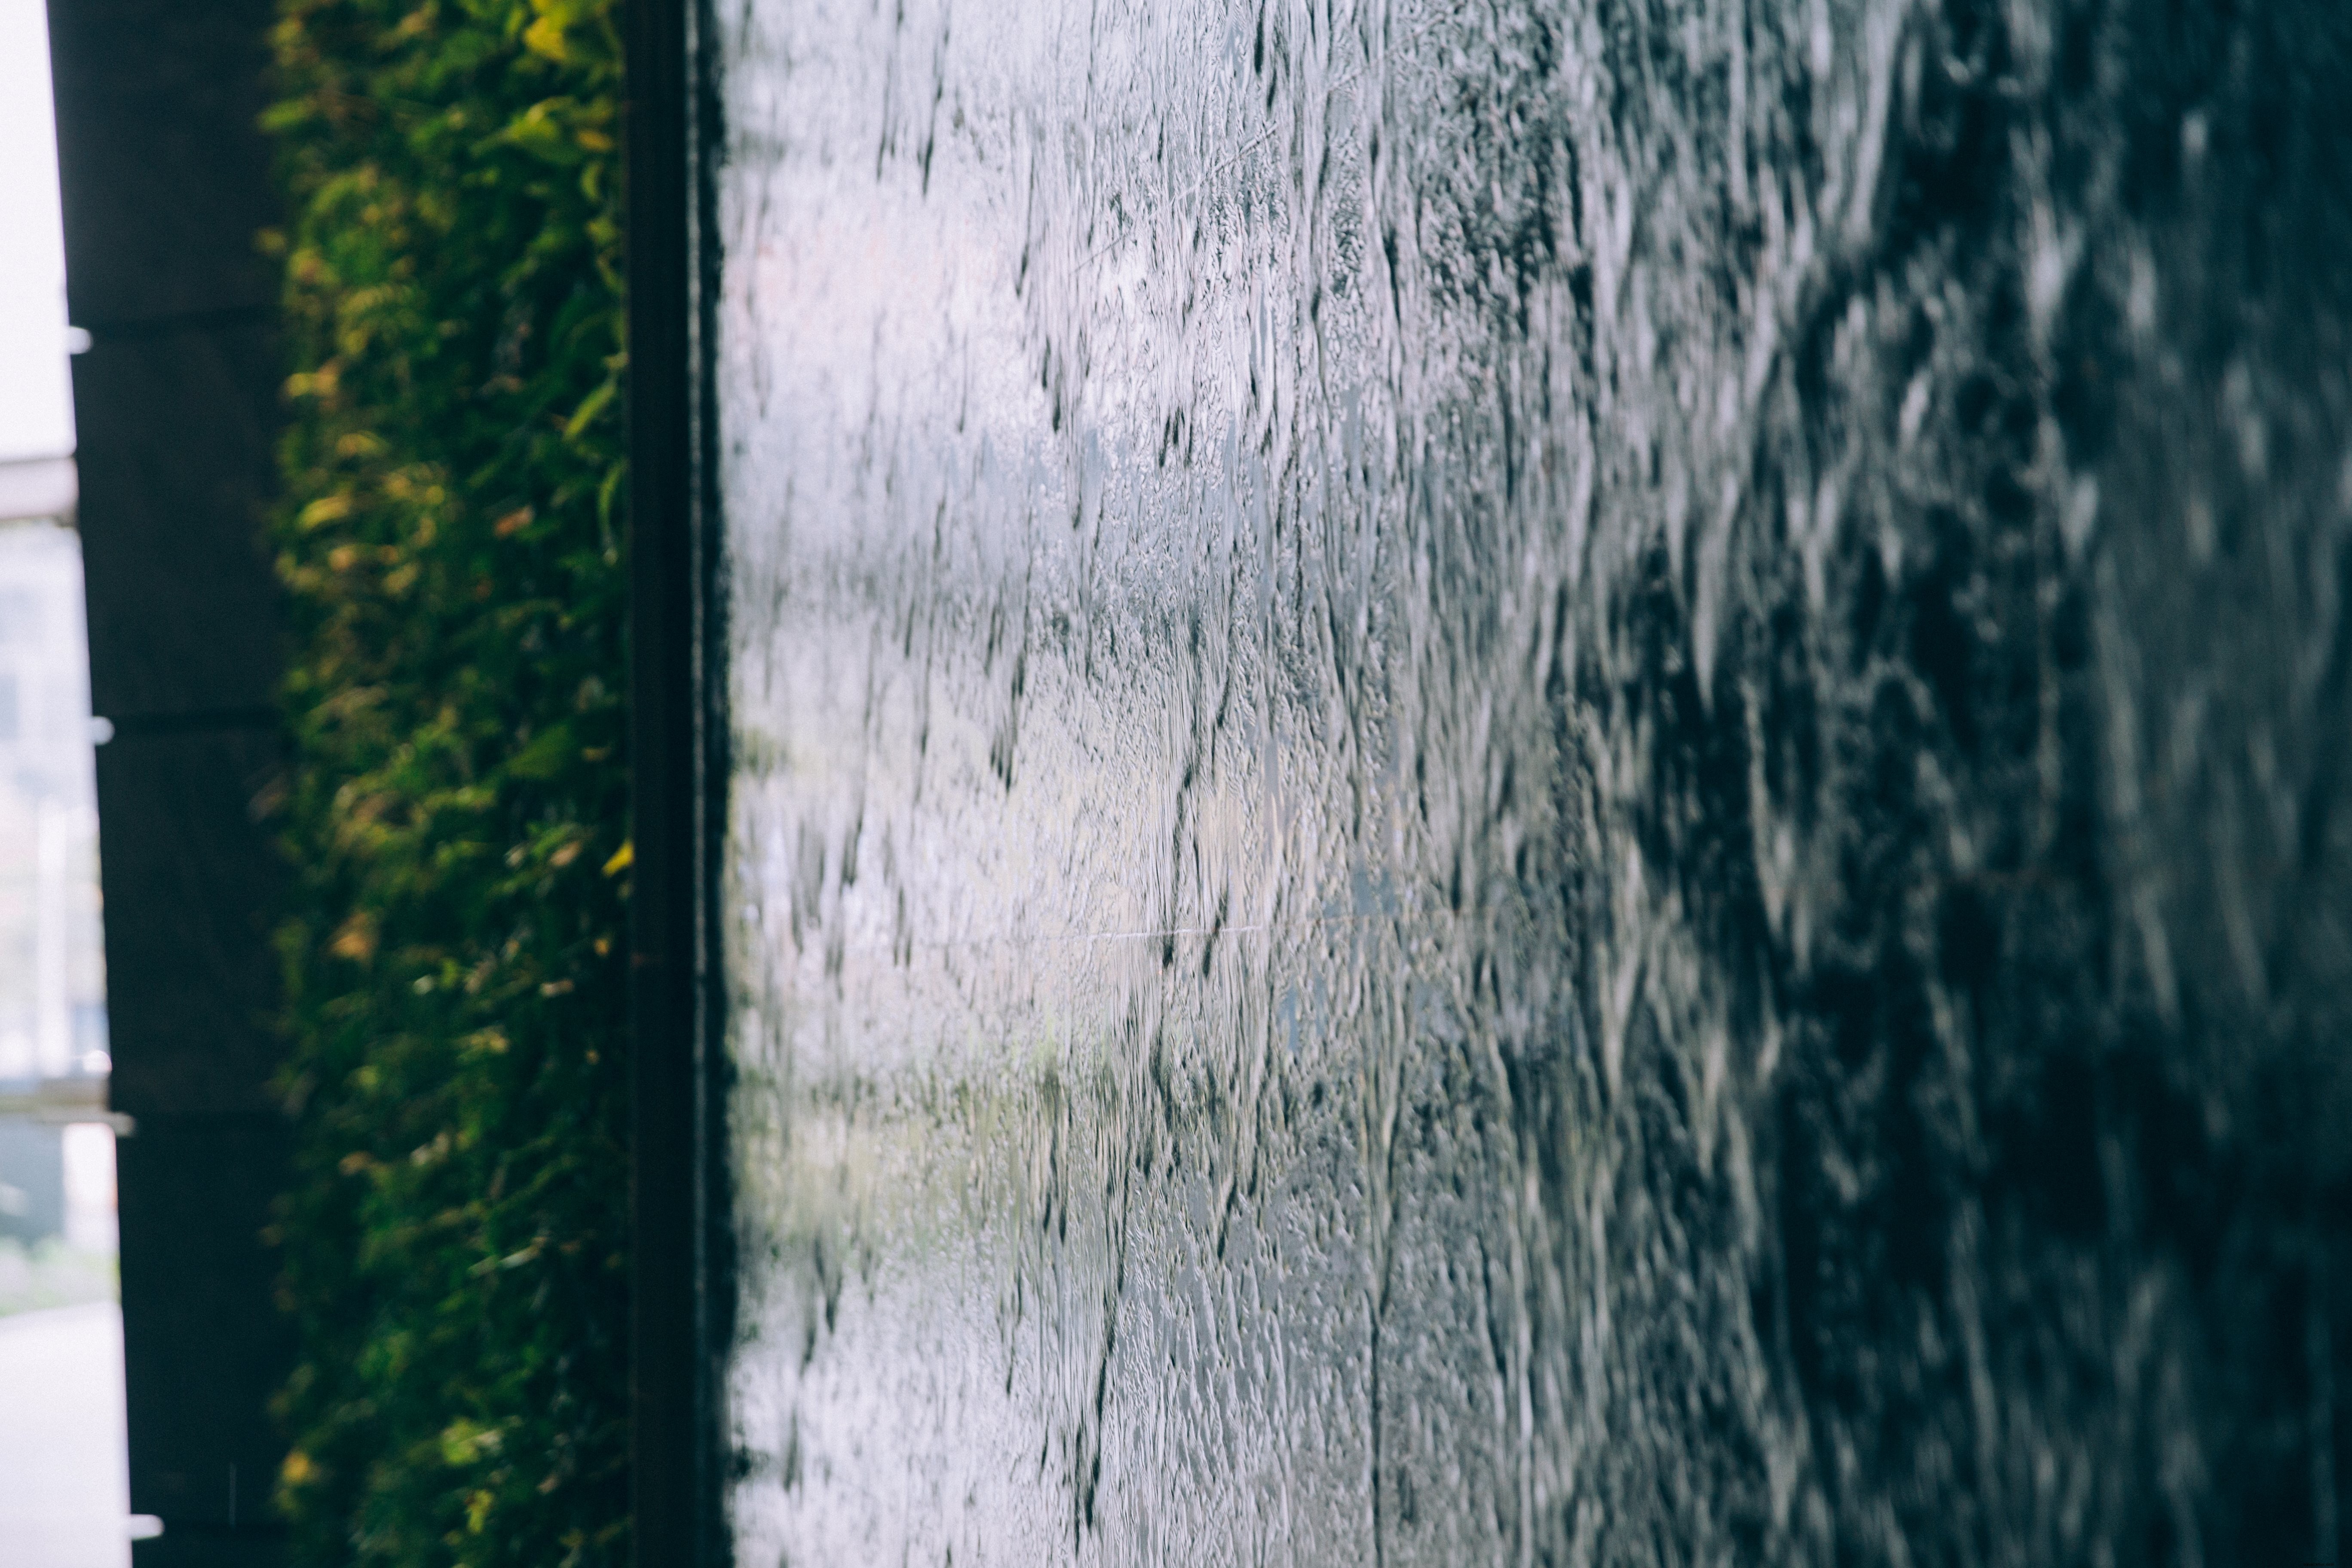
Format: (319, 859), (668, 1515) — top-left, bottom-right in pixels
(712, 3), (2352, 1561)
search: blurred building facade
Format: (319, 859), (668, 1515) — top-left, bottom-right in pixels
(0, 516), (105, 1081)
(0, 510), (108, 1251)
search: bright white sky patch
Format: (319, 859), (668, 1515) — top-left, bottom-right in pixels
(0, 0), (71, 463)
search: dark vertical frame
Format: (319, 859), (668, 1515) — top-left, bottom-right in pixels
(45, 0), (293, 1562)
(626, 0), (730, 1558)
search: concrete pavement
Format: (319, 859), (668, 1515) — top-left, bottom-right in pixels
(0, 1302), (130, 1567)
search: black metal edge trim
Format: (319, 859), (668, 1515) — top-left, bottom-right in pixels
(692, 0), (741, 1552)
(73, 303), (277, 346)
(624, 0), (732, 1556)
(101, 705), (282, 739)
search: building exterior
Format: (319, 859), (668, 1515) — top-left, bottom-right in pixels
(0, 514), (104, 1087)
(0, 508), (106, 1249)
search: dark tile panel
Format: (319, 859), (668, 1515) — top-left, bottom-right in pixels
(95, 728), (285, 1121)
(44, 0), (280, 329)
(118, 1113), (291, 1532)
(132, 1533), (287, 1568)
(73, 324), (282, 722)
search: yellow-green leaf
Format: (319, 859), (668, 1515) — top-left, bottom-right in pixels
(563, 377), (617, 440)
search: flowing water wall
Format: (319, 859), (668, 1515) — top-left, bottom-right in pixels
(710, 2), (2352, 1561)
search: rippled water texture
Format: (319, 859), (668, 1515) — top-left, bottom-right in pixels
(713, 2), (2352, 1561)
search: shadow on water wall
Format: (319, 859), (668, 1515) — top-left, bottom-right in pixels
(710, 0), (2352, 1562)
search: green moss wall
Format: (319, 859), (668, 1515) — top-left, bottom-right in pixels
(261, 1), (629, 1560)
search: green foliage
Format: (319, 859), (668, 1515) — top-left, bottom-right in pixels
(262, 0), (628, 1560)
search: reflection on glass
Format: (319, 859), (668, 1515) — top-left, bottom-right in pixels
(0, 0), (73, 466)
(0, 523), (111, 1291)
(0, 7), (119, 1553)
(0, 523), (122, 1568)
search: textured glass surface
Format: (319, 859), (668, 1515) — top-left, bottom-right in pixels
(714, 3), (2352, 1562)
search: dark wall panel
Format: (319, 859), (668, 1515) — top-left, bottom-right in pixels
(73, 329), (282, 724)
(45, 0), (279, 331)
(93, 731), (284, 1121)
(49, 2), (290, 1563)
(116, 1115), (290, 1530)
